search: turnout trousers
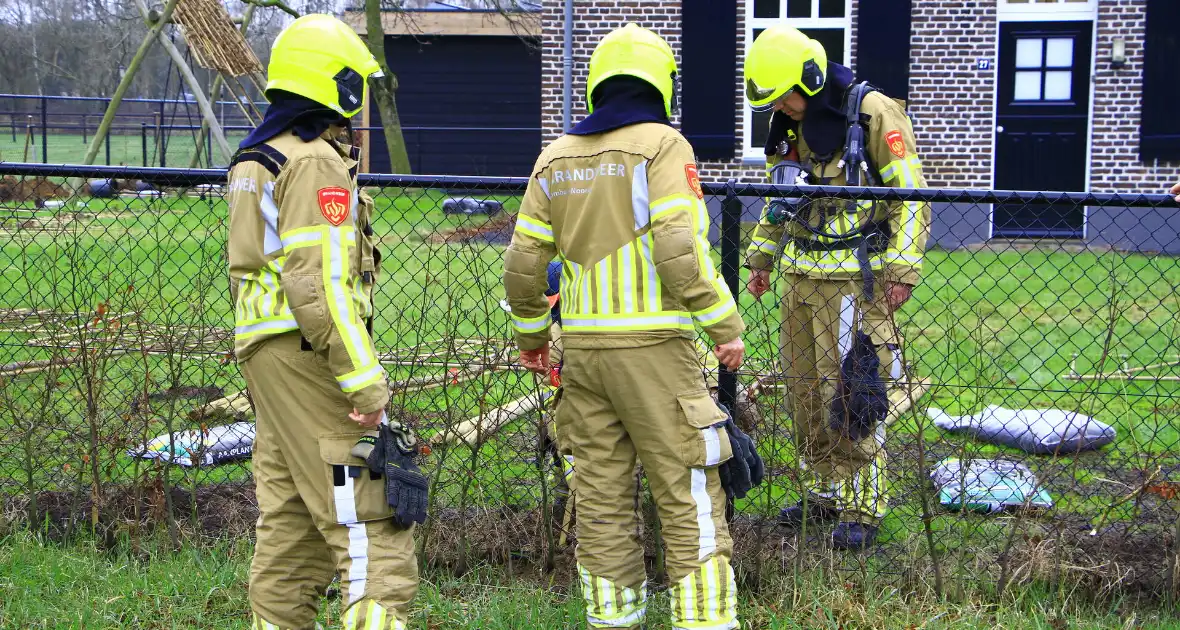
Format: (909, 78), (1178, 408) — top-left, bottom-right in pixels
(240, 332), (419, 630)
(780, 274), (904, 525)
(556, 337), (740, 630)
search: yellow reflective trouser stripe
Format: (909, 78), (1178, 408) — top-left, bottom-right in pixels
(251, 615), (281, 630)
(342, 600), (406, 630)
(880, 154), (925, 265)
(579, 564), (647, 628)
(670, 556), (738, 630)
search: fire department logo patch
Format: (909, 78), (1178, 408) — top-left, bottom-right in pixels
(885, 130), (906, 159)
(317, 187), (351, 226)
(685, 164), (703, 200)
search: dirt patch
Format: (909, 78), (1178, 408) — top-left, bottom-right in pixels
(426, 214), (515, 246)
(128, 385), (225, 415)
(3, 481), (258, 545)
(0, 176), (71, 206)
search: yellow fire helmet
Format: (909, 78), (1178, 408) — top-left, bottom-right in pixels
(585, 23), (679, 117)
(744, 25), (828, 112)
(265, 14), (384, 118)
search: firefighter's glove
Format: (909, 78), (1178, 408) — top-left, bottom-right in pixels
(353, 423), (430, 527)
(716, 403), (765, 501)
(828, 331), (889, 442)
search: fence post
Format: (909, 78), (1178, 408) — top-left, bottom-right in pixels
(39, 95), (47, 163)
(141, 122), (148, 167)
(718, 179), (741, 415)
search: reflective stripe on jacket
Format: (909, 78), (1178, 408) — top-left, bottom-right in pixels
(226, 128), (388, 413)
(504, 122), (744, 351)
(745, 91), (931, 286)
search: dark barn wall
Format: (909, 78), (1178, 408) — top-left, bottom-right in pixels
(367, 34), (542, 177)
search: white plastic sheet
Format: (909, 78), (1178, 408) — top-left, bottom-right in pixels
(127, 422), (255, 467)
(928, 405), (1115, 454)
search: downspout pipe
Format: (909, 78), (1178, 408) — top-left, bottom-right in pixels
(562, 0), (573, 132)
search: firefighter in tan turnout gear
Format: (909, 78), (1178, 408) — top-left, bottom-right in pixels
(226, 14), (425, 629)
(504, 24), (750, 630)
(743, 25), (931, 550)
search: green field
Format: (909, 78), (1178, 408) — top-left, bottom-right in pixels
(1, 187), (1179, 612)
(2, 530), (1171, 629)
(0, 130), (248, 167)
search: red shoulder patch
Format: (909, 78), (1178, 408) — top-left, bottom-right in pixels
(318, 187), (351, 226)
(885, 130), (906, 159)
(685, 164), (703, 200)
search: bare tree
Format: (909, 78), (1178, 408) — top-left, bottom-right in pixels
(363, 0), (412, 173)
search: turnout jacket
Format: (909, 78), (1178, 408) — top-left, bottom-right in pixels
(745, 91), (931, 286)
(226, 128), (388, 414)
(504, 122), (744, 351)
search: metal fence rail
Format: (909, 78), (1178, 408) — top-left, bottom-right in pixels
(1, 162), (1178, 609)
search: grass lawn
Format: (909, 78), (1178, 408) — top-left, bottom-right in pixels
(0, 131), (249, 168)
(1, 187), (1179, 610)
(1, 530), (1170, 629)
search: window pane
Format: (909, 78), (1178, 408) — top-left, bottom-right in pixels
(787, 0), (810, 18)
(752, 110), (773, 152)
(800, 27), (845, 64)
(753, 28), (766, 42)
(819, 0), (845, 18)
(754, 0), (779, 18)
(1044, 70), (1072, 99)
(1016, 38), (1043, 68)
(1045, 38), (1073, 67)
(1014, 71), (1043, 100)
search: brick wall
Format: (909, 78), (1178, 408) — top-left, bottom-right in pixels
(540, 1), (865, 184)
(907, 1), (997, 189)
(1091, 0), (1180, 192)
(540, 0), (683, 145)
(540, 0), (1175, 194)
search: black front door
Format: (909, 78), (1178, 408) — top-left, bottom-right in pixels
(993, 21), (1092, 239)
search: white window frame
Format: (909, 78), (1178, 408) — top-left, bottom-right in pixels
(997, 0), (1098, 23)
(742, 0), (853, 163)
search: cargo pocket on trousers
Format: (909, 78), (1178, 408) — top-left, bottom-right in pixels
(319, 433), (394, 524)
(676, 390), (733, 468)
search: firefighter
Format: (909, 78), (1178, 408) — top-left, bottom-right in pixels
(503, 23), (748, 630)
(539, 260), (740, 530)
(742, 25), (931, 550)
(226, 14), (425, 629)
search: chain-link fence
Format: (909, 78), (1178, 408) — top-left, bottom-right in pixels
(1, 162), (1178, 609)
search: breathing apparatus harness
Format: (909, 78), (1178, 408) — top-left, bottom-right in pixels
(763, 81), (890, 301)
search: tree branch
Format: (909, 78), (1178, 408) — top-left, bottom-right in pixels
(241, 0), (300, 18)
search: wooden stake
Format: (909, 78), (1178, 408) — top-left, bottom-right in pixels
(431, 390), (552, 448)
(81, 0), (182, 168)
(133, 0), (232, 163)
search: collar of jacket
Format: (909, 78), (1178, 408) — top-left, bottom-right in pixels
(798, 61), (857, 158)
(239, 90), (348, 150)
(567, 77), (671, 136)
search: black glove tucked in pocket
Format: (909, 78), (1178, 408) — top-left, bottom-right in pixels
(353, 423), (430, 527)
(716, 403), (765, 501)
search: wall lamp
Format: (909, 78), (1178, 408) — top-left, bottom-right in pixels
(1111, 37), (1127, 69)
